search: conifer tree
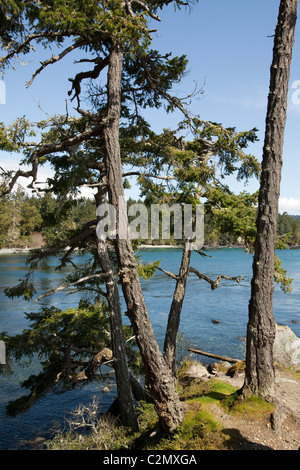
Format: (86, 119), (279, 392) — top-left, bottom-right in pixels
(0, 0), (195, 432)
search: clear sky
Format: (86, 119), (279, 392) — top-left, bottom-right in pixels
(1, 0), (300, 213)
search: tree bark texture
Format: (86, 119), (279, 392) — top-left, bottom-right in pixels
(164, 244), (192, 376)
(243, 0), (298, 398)
(96, 191), (139, 432)
(102, 42), (184, 432)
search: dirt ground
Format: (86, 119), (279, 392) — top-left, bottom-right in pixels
(212, 366), (300, 450)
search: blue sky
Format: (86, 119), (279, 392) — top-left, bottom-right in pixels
(1, 0), (300, 213)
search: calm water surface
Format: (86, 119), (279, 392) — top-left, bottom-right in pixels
(0, 248), (299, 449)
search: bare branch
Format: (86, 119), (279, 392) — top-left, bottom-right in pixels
(69, 348), (113, 383)
(0, 31), (68, 68)
(157, 266), (179, 280)
(195, 249), (212, 258)
(1, 120), (105, 196)
(189, 266), (243, 290)
(122, 171), (176, 180)
(35, 274), (110, 302)
(28, 219), (97, 263)
(26, 41), (86, 88)
(68, 56), (110, 105)
(66, 286), (107, 297)
(128, 0), (161, 21)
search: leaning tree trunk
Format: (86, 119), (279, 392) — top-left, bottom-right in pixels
(243, 0), (298, 399)
(102, 41), (184, 433)
(164, 243), (192, 376)
(95, 190), (139, 432)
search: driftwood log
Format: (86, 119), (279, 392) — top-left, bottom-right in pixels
(188, 347), (240, 364)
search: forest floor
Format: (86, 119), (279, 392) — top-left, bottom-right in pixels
(208, 365), (300, 450)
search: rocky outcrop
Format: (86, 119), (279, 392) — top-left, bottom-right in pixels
(273, 324), (300, 371)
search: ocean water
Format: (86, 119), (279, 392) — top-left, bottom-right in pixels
(0, 248), (299, 449)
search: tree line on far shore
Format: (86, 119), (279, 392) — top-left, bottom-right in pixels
(1, 189), (300, 250)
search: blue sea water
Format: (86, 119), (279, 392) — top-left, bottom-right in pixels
(0, 248), (299, 449)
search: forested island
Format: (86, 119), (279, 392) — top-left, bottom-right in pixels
(1, 190), (300, 250)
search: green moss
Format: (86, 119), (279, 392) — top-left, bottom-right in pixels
(226, 361), (246, 377)
(46, 363), (278, 451)
(230, 395), (275, 420)
(153, 402), (226, 451)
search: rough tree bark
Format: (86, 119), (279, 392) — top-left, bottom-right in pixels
(163, 243), (192, 376)
(95, 189), (139, 432)
(243, 0), (298, 398)
(102, 41), (184, 432)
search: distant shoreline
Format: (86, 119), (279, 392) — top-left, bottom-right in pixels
(1, 244), (300, 255)
(0, 244), (241, 254)
(0, 248), (33, 254)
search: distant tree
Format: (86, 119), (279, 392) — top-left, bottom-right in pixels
(243, 0), (298, 399)
(0, 196), (15, 248)
(277, 212), (300, 245)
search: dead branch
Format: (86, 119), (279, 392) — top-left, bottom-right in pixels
(34, 274), (109, 302)
(188, 347), (240, 364)
(68, 56), (110, 105)
(195, 249), (212, 258)
(189, 266), (243, 290)
(0, 31), (72, 68)
(26, 41), (86, 88)
(1, 119), (105, 196)
(122, 171), (176, 180)
(28, 219), (97, 263)
(157, 266), (179, 280)
(69, 347), (113, 382)
(66, 286), (107, 297)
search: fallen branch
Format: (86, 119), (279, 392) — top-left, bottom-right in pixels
(188, 347), (240, 364)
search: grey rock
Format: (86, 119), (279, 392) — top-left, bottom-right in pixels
(273, 324), (300, 369)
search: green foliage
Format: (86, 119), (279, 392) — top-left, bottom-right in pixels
(277, 212), (300, 246)
(0, 1), (26, 55)
(3, 301), (110, 365)
(274, 255), (293, 294)
(0, 189), (96, 249)
(0, 188), (43, 248)
(0, 0), (297, 435)
(4, 275), (37, 301)
(0, 300), (139, 415)
(137, 259), (161, 279)
(205, 188), (258, 248)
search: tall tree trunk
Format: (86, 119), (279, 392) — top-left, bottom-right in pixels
(95, 190), (139, 432)
(243, 0), (298, 398)
(102, 41), (184, 433)
(163, 187), (203, 377)
(164, 243), (191, 376)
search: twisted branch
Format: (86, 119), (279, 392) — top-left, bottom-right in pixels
(189, 266), (243, 290)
